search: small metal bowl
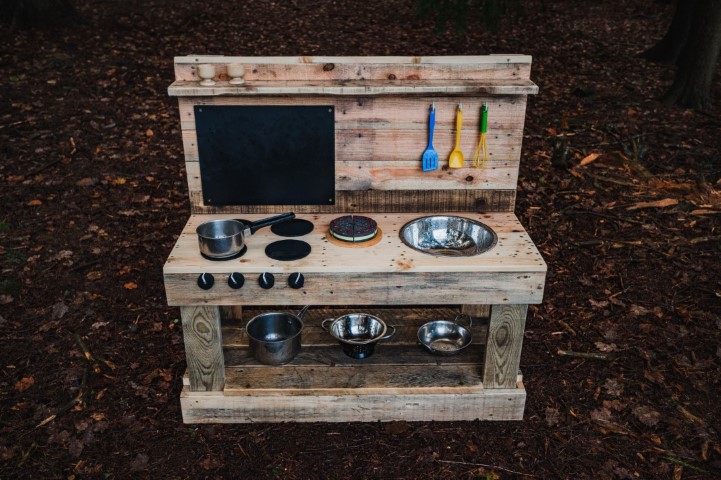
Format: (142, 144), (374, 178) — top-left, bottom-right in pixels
(322, 314), (396, 359)
(399, 215), (497, 257)
(418, 314), (473, 356)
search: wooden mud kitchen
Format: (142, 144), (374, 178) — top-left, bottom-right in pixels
(163, 56), (546, 423)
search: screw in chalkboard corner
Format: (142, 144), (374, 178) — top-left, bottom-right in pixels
(328, 108), (332, 113)
(198, 108), (202, 113)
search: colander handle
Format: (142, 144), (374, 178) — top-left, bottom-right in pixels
(454, 313), (473, 329)
(321, 318), (334, 331)
(380, 325), (396, 341)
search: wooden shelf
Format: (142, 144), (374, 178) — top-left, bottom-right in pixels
(180, 307), (525, 423)
(168, 78), (539, 97)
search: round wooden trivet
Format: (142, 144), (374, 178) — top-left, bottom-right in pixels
(326, 228), (384, 248)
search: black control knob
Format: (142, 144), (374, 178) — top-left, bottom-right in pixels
(258, 272), (275, 289)
(228, 272), (245, 289)
(197, 273), (215, 290)
(288, 272), (304, 289)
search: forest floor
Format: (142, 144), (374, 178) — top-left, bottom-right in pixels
(1, 0), (720, 478)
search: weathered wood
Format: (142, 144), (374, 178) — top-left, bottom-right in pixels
(180, 306), (225, 392)
(484, 304), (528, 389)
(462, 304), (492, 319)
(222, 342), (488, 365)
(169, 78), (538, 96)
(188, 189), (516, 214)
(219, 306), (242, 320)
(173, 55), (534, 83)
(163, 213), (546, 306)
(186, 160), (520, 192)
(180, 384), (526, 422)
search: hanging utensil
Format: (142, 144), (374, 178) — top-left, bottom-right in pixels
(421, 103), (439, 172)
(448, 103), (464, 169)
(472, 103), (489, 168)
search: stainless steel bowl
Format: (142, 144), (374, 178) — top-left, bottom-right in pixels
(322, 313), (396, 359)
(399, 215), (497, 257)
(417, 314), (473, 356)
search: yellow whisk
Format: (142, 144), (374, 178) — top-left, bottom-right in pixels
(472, 103), (489, 168)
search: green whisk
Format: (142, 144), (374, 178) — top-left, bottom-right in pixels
(472, 104), (489, 168)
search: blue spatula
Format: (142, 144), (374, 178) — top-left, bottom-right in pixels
(421, 103), (439, 172)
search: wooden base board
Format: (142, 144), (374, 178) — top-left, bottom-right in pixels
(180, 381), (525, 423)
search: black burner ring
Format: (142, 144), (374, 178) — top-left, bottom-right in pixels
(265, 240), (311, 261)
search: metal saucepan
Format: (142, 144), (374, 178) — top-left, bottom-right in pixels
(245, 306), (310, 365)
(417, 314), (473, 356)
(196, 212), (295, 259)
(322, 313), (396, 359)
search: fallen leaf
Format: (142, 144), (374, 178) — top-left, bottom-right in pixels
(130, 453), (149, 472)
(86, 271), (103, 281)
(629, 304), (651, 316)
(51, 302), (68, 320)
(633, 405), (660, 427)
(75, 177), (97, 187)
(627, 198), (678, 211)
(146, 129), (154, 137)
(15, 376), (35, 391)
(579, 152), (600, 166)
(0, 295), (13, 305)
(124, 282), (138, 290)
(604, 378), (623, 397)
(27, 199), (42, 206)
(545, 407), (561, 426)
(113, 177), (127, 185)
(595, 341), (618, 352)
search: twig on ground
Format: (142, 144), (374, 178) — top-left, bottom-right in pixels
(557, 350), (613, 361)
(436, 459), (536, 477)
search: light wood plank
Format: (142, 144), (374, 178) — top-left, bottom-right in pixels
(180, 384), (526, 422)
(169, 79), (538, 96)
(181, 306), (225, 391)
(185, 161), (519, 193)
(484, 304), (528, 389)
(173, 55), (534, 83)
(188, 189), (516, 215)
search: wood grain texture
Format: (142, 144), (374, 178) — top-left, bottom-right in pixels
(220, 306), (242, 320)
(180, 385), (526, 422)
(169, 79), (538, 96)
(462, 304), (492, 319)
(173, 55), (533, 83)
(188, 189), (516, 214)
(484, 304), (528, 389)
(181, 306), (225, 392)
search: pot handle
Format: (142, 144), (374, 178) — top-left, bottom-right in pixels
(454, 313), (473, 329)
(296, 305), (311, 320)
(247, 212), (296, 235)
(321, 318), (334, 332)
(380, 325), (396, 341)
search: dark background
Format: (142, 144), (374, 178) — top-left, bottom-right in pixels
(1, 0), (720, 478)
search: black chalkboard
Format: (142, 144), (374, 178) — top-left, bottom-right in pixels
(195, 105), (335, 206)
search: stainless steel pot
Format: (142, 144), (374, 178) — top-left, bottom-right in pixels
(196, 212), (295, 259)
(322, 313), (396, 359)
(246, 306), (309, 365)
(417, 314), (473, 355)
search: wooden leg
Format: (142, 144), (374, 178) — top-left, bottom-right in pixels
(181, 305), (225, 392)
(461, 304), (490, 319)
(220, 305), (243, 320)
(483, 304), (527, 389)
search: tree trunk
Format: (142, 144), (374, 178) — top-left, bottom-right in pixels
(663, 0), (721, 110)
(1, 0), (80, 30)
(641, 0), (696, 65)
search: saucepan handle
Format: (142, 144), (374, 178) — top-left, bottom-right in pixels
(247, 212), (295, 235)
(454, 313), (473, 329)
(380, 325), (396, 341)
(321, 318), (334, 331)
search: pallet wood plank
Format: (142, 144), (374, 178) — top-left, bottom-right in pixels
(484, 304), (528, 389)
(173, 55), (533, 83)
(180, 306), (225, 392)
(180, 384), (526, 422)
(188, 189), (516, 214)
